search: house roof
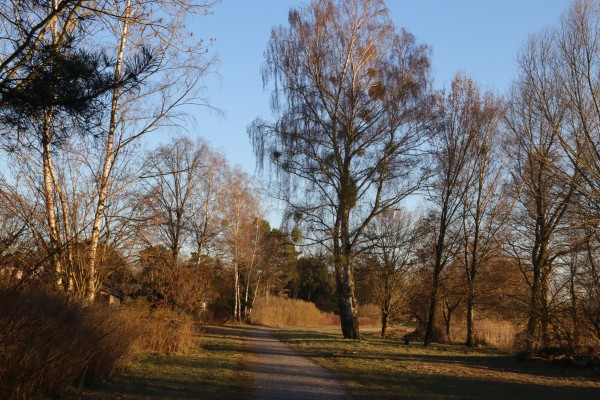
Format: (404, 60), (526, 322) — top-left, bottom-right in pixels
(99, 285), (125, 299)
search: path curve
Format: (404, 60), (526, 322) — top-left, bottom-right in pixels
(249, 327), (354, 400)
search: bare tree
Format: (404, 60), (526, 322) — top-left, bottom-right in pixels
(0, 0), (219, 302)
(554, 0), (600, 213)
(249, 0), (432, 339)
(363, 209), (417, 337)
(505, 30), (579, 351)
(140, 136), (211, 264)
(423, 75), (483, 346)
(189, 149), (228, 261)
(455, 80), (507, 346)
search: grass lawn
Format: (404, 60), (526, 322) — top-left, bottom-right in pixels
(274, 328), (600, 400)
(67, 325), (253, 400)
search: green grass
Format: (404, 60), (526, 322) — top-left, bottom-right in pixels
(64, 325), (600, 400)
(67, 325), (253, 400)
(274, 328), (600, 400)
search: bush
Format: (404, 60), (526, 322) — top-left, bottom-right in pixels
(121, 305), (195, 354)
(251, 296), (337, 327)
(0, 288), (137, 399)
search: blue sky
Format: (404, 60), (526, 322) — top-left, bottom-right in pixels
(181, 0), (570, 221)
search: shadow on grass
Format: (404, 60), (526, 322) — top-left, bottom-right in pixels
(68, 325), (255, 400)
(341, 363), (600, 400)
(71, 374), (253, 400)
(274, 329), (600, 400)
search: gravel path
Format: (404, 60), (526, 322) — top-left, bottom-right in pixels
(248, 328), (354, 400)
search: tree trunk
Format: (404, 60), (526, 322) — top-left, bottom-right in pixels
(540, 269), (550, 350)
(234, 260), (240, 321)
(336, 263), (359, 339)
(525, 264), (541, 351)
(335, 184), (360, 339)
(42, 112), (63, 291)
(445, 311), (452, 338)
(466, 290), (475, 346)
(381, 311), (389, 337)
(569, 258), (579, 347)
(84, 0), (131, 303)
(423, 268), (440, 346)
(526, 236), (550, 351)
(424, 273), (439, 346)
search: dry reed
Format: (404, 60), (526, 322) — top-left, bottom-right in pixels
(251, 296), (337, 327)
(449, 319), (518, 348)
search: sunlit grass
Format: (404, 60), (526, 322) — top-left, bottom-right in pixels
(68, 326), (253, 400)
(275, 328), (600, 400)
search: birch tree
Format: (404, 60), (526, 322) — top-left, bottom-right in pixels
(249, 0), (432, 339)
(221, 170), (264, 321)
(81, 0), (218, 302)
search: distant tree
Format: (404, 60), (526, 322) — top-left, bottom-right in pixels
(137, 245), (174, 307)
(363, 209), (418, 337)
(220, 170), (264, 321)
(294, 256), (336, 312)
(250, 0), (432, 339)
(258, 228), (298, 298)
(140, 136), (212, 265)
(189, 149), (229, 261)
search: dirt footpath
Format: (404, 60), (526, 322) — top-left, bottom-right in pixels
(248, 328), (354, 400)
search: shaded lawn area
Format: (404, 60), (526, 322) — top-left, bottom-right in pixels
(274, 328), (600, 400)
(68, 326), (254, 400)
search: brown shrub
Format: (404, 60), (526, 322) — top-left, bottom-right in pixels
(0, 288), (137, 399)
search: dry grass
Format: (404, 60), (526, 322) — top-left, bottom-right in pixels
(357, 303), (380, 320)
(121, 305), (195, 355)
(251, 296), (337, 327)
(251, 297), (382, 328)
(0, 289), (198, 399)
(448, 319), (518, 349)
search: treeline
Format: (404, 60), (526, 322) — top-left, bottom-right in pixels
(249, 0), (600, 353)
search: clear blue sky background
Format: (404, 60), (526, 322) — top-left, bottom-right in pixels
(179, 0), (570, 222)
